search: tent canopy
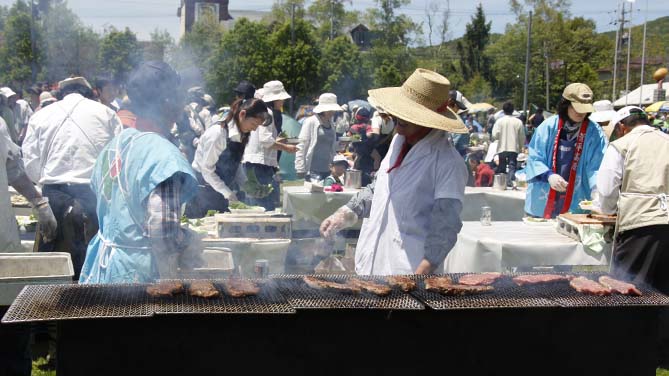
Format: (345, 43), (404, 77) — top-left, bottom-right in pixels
(613, 82), (669, 108)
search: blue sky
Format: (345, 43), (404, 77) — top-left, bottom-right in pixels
(1, 0), (667, 41)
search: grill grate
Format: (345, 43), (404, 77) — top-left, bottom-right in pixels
(2, 284), (153, 323)
(514, 272), (669, 307)
(273, 274), (425, 310)
(2, 279), (294, 323)
(410, 274), (558, 310)
(153, 279), (294, 315)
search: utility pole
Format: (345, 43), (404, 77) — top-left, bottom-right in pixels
(612, 1), (624, 100)
(290, 2), (296, 114)
(29, 0), (37, 83)
(330, 0), (335, 40)
(522, 11), (532, 119)
(624, 1), (633, 105)
(639, 0), (648, 106)
(544, 41), (550, 110)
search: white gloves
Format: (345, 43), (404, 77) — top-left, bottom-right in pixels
(227, 191), (239, 204)
(320, 206), (359, 239)
(31, 198), (57, 243)
(548, 173), (568, 192)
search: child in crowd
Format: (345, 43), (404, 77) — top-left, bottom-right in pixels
(324, 155), (350, 187)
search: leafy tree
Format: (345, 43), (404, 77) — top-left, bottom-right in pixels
(319, 36), (368, 102)
(0, 0), (42, 88)
(147, 29), (174, 62)
(460, 73), (493, 103)
(98, 27), (141, 84)
(206, 18), (274, 104)
(307, 0), (358, 42)
(457, 4), (492, 83)
(269, 0), (306, 26)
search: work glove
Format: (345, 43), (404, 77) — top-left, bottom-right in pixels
(320, 206), (358, 240)
(31, 197), (57, 243)
(227, 191), (239, 204)
(548, 173), (568, 193)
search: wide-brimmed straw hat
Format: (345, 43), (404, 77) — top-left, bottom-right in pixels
(589, 100), (616, 123)
(313, 93), (342, 113)
(368, 69), (467, 133)
(262, 81), (291, 103)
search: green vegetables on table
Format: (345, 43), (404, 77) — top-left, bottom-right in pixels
(242, 168), (274, 199)
(229, 202), (251, 210)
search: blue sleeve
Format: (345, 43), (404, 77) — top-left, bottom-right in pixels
(525, 117), (556, 180)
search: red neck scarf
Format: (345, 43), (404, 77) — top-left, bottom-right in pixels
(387, 127), (432, 173)
(543, 118), (589, 219)
(118, 110), (167, 136)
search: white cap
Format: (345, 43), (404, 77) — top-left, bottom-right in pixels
(254, 88), (264, 100)
(589, 100), (617, 123)
(610, 106), (645, 127)
(313, 93), (341, 114)
(0, 87), (17, 99)
(39, 92), (56, 104)
(261, 81), (291, 102)
(58, 77), (92, 90)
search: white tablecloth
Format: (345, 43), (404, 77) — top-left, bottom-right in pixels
(444, 221), (611, 273)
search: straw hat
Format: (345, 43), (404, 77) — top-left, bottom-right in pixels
(589, 100), (616, 124)
(368, 69), (467, 133)
(313, 93), (342, 113)
(58, 77), (92, 90)
(262, 81), (291, 102)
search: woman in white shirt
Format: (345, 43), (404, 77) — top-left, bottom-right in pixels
(185, 98), (271, 218)
(295, 93), (342, 181)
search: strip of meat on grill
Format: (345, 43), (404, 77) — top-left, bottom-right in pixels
(424, 276), (494, 296)
(146, 281), (184, 297)
(348, 278), (392, 296)
(302, 276), (361, 294)
(598, 276), (642, 296)
(222, 278), (260, 298)
(569, 277), (612, 296)
(386, 276), (417, 292)
(458, 272), (503, 286)
(188, 280), (220, 299)
(512, 274), (574, 286)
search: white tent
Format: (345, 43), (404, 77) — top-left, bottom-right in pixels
(613, 82), (669, 108)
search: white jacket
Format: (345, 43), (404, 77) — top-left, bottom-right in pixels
(295, 114), (338, 174)
(0, 119), (23, 252)
(22, 93), (122, 185)
(243, 109), (279, 167)
(492, 115), (525, 154)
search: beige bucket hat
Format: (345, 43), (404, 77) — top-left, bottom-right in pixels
(562, 83), (594, 113)
(367, 69), (468, 133)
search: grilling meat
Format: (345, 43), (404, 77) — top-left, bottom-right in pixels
(222, 278), (260, 298)
(424, 277), (494, 295)
(386, 276), (417, 292)
(188, 280), (220, 299)
(302, 276), (361, 294)
(146, 281), (184, 297)
(598, 276), (642, 296)
(512, 274), (573, 286)
(348, 278), (392, 296)
(569, 277), (612, 296)
(458, 272), (503, 286)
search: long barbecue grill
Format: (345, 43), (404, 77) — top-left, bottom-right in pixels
(2, 272), (667, 376)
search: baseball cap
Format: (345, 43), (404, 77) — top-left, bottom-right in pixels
(332, 154), (349, 167)
(610, 106), (646, 127)
(562, 83), (594, 113)
(449, 90), (467, 110)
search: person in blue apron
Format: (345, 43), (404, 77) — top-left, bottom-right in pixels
(79, 61), (201, 284)
(524, 83), (607, 219)
(186, 98), (272, 218)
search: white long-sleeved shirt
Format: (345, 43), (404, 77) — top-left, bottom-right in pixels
(242, 108), (278, 167)
(492, 115), (525, 154)
(595, 125), (657, 215)
(192, 122), (246, 199)
(22, 93), (121, 185)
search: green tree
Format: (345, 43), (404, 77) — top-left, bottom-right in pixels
(460, 73), (493, 103)
(206, 18), (274, 104)
(319, 36), (368, 102)
(0, 0), (42, 88)
(147, 29), (174, 62)
(456, 4), (492, 83)
(98, 27), (141, 84)
(307, 0), (358, 42)
(269, 0), (306, 26)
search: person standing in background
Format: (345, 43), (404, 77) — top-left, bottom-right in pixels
(296, 93), (342, 182)
(0, 87), (33, 145)
(492, 102), (525, 188)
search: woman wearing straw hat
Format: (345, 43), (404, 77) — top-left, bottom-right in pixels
(525, 83), (607, 219)
(295, 93), (342, 182)
(320, 69), (469, 275)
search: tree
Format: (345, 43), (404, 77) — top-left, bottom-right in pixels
(307, 0), (358, 42)
(424, 0), (440, 47)
(206, 18), (274, 104)
(319, 36), (368, 102)
(147, 29), (174, 62)
(0, 0), (42, 88)
(269, 0), (306, 26)
(98, 27), (141, 84)
(456, 4), (492, 83)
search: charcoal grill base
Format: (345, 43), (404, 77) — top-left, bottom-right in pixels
(56, 307), (659, 376)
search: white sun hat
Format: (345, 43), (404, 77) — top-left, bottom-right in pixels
(589, 100), (617, 123)
(261, 81), (291, 103)
(313, 93), (342, 114)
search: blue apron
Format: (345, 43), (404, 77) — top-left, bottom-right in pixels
(79, 129), (197, 284)
(551, 137), (576, 218)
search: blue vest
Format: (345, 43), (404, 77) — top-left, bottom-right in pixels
(79, 129), (197, 283)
